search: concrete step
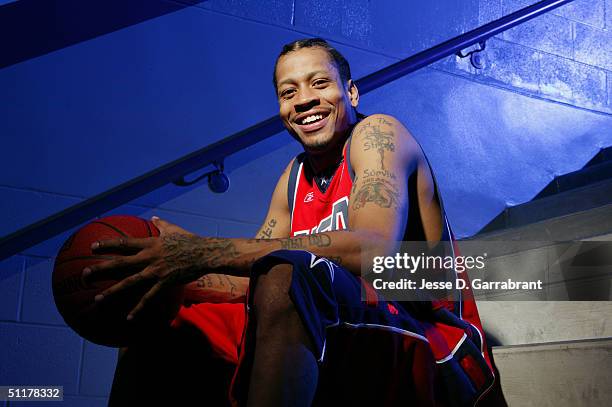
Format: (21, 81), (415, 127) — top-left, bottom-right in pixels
(480, 179), (612, 235)
(473, 201), (612, 242)
(535, 160), (612, 200)
(477, 301), (612, 346)
(492, 338), (612, 407)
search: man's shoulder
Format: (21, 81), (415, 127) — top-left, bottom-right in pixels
(351, 113), (418, 151)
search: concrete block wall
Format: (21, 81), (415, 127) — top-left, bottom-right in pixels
(1, 0), (611, 404)
(437, 0), (612, 113)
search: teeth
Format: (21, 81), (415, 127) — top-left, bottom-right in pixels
(301, 114), (323, 124)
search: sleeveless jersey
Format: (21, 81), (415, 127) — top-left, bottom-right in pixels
(288, 147), (353, 237)
(285, 129), (495, 402)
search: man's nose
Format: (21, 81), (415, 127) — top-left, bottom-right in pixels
(294, 87), (319, 111)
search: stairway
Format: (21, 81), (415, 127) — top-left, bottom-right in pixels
(466, 147), (612, 406)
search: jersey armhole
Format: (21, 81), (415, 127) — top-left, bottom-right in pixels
(287, 154), (305, 225)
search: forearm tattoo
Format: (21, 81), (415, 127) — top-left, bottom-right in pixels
(195, 274), (239, 299)
(278, 233), (332, 250)
(161, 234), (242, 282)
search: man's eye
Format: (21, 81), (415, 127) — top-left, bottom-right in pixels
(281, 89), (295, 98)
(313, 79), (328, 87)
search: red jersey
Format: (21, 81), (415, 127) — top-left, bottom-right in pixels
(288, 146), (353, 237)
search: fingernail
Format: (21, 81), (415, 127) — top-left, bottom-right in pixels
(91, 241), (99, 250)
(126, 314), (133, 321)
(94, 294), (104, 302)
(151, 216), (159, 221)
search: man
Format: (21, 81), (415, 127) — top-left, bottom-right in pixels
(89, 38), (494, 406)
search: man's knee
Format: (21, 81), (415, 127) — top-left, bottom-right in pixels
(252, 263), (296, 327)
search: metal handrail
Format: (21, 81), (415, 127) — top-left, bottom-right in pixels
(0, 0), (574, 260)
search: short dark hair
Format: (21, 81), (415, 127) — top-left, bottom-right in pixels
(273, 38), (352, 92)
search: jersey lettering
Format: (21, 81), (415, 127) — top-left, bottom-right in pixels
(293, 197), (349, 236)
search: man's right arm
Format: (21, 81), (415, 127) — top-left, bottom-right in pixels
(183, 160), (293, 303)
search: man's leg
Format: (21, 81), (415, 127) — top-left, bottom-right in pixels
(247, 263), (318, 407)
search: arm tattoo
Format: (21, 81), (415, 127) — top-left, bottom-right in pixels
(351, 176), (400, 211)
(161, 234), (242, 282)
(358, 121), (396, 170)
(256, 218), (278, 239)
(194, 274), (239, 299)
(278, 233), (332, 250)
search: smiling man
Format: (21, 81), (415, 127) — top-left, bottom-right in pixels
(94, 38), (494, 406)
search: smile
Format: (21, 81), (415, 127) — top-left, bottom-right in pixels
(295, 111), (330, 133)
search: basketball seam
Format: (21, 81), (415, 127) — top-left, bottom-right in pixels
(143, 218), (153, 237)
(91, 220), (129, 237)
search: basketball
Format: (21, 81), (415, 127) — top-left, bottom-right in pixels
(52, 215), (184, 347)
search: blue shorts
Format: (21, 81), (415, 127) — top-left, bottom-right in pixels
(231, 250), (438, 406)
(249, 250), (429, 361)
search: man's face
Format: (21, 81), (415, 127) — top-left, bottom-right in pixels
(275, 47), (359, 153)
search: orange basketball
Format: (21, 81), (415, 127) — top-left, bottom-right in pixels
(52, 215), (183, 347)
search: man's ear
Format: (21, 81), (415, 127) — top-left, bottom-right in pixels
(347, 79), (359, 108)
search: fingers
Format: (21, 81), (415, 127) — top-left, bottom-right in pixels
(151, 216), (193, 237)
(82, 254), (146, 282)
(91, 237), (151, 253)
(126, 281), (165, 320)
(93, 268), (151, 303)
(151, 216), (172, 234)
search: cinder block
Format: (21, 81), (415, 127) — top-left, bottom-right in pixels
(608, 72), (612, 110)
(79, 341), (117, 397)
(502, 13), (573, 58)
(504, 0), (605, 28)
(478, 0), (502, 25)
(539, 53), (608, 111)
(574, 22), (612, 70)
(21, 258), (65, 326)
(195, 0), (294, 26)
(294, 0), (371, 44)
(0, 256), (24, 321)
(500, 0), (534, 15)
(0, 187), (82, 258)
(217, 220), (260, 238)
(553, 0), (605, 28)
(0, 323), (82, 394)
(606, 0), (612, 29)
(481, 38), (541, 92)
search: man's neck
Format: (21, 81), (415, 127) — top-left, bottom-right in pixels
(306, 141), (345, 174)
(305, 117), (359, 174)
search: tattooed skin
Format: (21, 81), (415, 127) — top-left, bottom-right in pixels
(357, 119), (396, 170)
(351, 176), (400, 211)
(195, 274), (240, 299)
(257, 218), (278, 239)
(161, 234), (245, 282)
(278, 233), (332, 250)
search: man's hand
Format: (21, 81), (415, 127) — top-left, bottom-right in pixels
(82, 217), (212, 320)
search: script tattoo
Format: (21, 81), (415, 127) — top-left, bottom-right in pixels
(351, 174), (400, 211)
(195, 274), (239, 299)
(257, 218), (278, 239)
(358, 119), (396, 170)
(278, 233), (332, 250)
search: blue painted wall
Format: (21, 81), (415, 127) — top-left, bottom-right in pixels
(1, 0), (611, 404)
